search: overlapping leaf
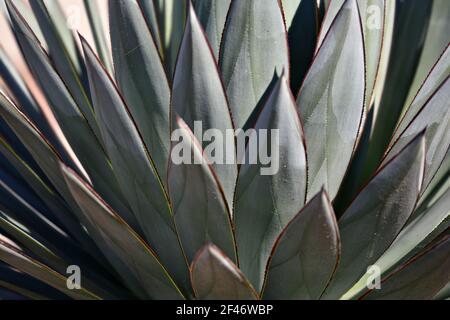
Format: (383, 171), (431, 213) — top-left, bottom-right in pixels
(153, 0), (186, 76)
(362, 236), (450, 300)
(62, 165), (184, 300)
(235, 75), (307, 291)
(296, 0), (365, 200)
(323, 133), (425, 299)
(110, 0), (171, 181)
(0, 91), (99, 254)
(137, 0), (163, 54)
(27, 0), (100, 139)
(168, 117), (236, 264)
(262, 191), (339, 300)
(220, 0), (289, 129)
(365, 0), (433, 178)
(191, 244), (258, 300)
(0, 237), (99, 300)
(83, 0), (112, 74)
(172, 5), (236, 209)
(6, 1), (135, 229)
(81, 38), (190, 294)
(403, 0), (450, 112)
(384, 76), (450, 191)
(193, 0), (231, 59)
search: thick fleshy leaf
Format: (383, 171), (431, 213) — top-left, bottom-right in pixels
(393, 46), (450, 144)
(262, 190), (339, 300)
(192, 0), (231, 58)
(235, 75), (307, 291)
(364, 0), (433, 179)
(285, 0), (318, 94)
(403, 0), (450, 112)
(153, 0), (186, 76)
(0, 238), (99, 300)
(342, 186), (450, 300)
(83, 0), (112, 74)
(384, 76), (450, 191)
(26, 0), (100, 139)
(382, 184), (450, 267)
(168, 117), (236, 263)
(172, 5), (236, 209)
(137, 0), (163, 54)
(220, 0), (289, 129)
(6, 1), (136, 230)
(81, 38), (190, 294)
(296, 0), (365, 200)
(332, 0), (396, 214)
(362, 236), (450, 300)
(110, 0), (171, 180)
(323, 133), (425, 299)
(61, 165), (184, 300)
(191, 244), (258, 300)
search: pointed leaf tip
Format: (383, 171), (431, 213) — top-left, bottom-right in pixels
(191, 244), (258, 300)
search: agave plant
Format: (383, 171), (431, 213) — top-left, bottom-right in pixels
(0, 0), (448, 300)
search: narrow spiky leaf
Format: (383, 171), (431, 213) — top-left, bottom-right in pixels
(0, 92), (99, 254)
(0, 238), (99, 300)
(27, 0), (100, 138)
(363, 236), (450, 300)
(110, 0), (171, 181)
(62, 165), (184, 300)
(7, 1), (135, 228)
(83, 0), (113, 74)
(137, 0), (163, 54)
(81, 38), (191, 294)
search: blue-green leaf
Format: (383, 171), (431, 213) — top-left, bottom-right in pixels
(81, 38), (190, 294)
(296, 0), (365, 200)
(323, 133), (426, 299)
(191, 244), (258, 300)
(172, 5), (236, 209)
(168, 117), (236, 264)
(262, 190), (339, 300)
(235, 75), (307, 291)
(220, 0), (289, 129)
(110, 0), (171, 182)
